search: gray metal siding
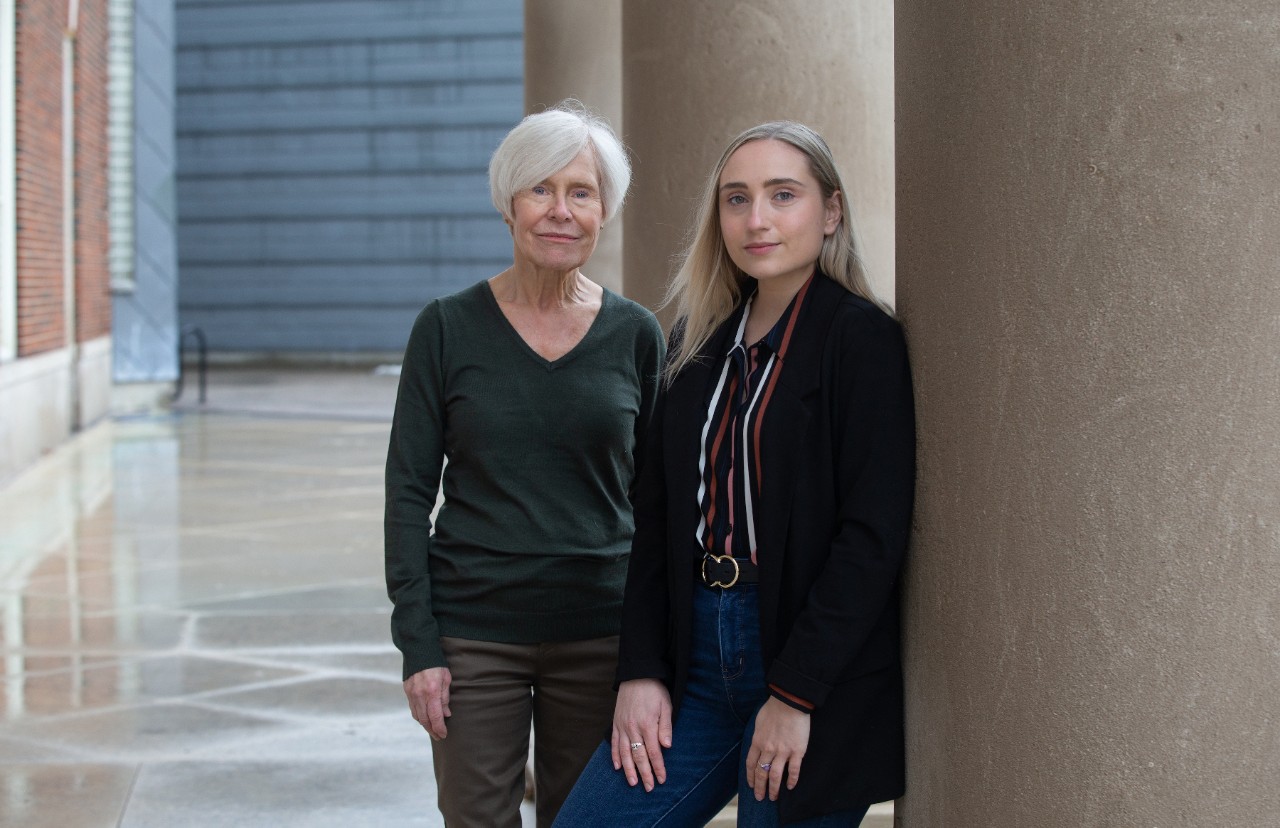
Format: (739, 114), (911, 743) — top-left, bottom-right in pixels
(175, 0), (522, 354)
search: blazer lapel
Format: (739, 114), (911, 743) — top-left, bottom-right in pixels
(668, 276), (846, 577)
(662, 301), (748, 581)
(754, 275), (846, 577)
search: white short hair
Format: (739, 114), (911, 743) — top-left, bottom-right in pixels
(489, 100), (631, 225)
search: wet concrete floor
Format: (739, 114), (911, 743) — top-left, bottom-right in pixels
(0, 367), (889, 826)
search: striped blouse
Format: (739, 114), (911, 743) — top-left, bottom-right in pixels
(695, 275), (815, 565)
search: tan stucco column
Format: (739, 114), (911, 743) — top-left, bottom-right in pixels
(621, 1), (894, 314)
(524, 0), (625, 294)
(897, 2), (1280, 824)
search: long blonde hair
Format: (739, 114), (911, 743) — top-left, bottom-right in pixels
(663, 121), (885, 381)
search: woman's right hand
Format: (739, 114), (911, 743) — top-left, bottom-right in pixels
(611, 678), (673, 792)
(403, 666), (452, 740)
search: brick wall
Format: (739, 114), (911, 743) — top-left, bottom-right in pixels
(74, 0), (111, 342)
(14, 0), (111, 357)
(15, 0), (63, 356)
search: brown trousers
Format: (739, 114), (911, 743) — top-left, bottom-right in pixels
(431, 635), (618, 828)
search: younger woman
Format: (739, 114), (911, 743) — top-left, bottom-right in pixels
(555, 121), (915, 826)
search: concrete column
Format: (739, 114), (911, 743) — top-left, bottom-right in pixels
(621, 1), (894, 314)
(897, 2), (1280, 825)
(524, 0), (625, 294)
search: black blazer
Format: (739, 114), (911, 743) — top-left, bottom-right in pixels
(617, 273), (916, 823)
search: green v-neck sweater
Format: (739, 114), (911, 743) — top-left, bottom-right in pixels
(385, 281), (665, 680)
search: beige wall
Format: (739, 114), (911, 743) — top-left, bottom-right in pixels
(621, 0), (894, 315)
(524, 0), (625, 294)
(897, 1), (1280, 824)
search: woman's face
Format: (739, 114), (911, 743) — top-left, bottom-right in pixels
(717, 139), (841, 290)
(509, 149), (604, 275)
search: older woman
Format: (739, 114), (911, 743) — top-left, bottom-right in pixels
(385, 101), (664, 827)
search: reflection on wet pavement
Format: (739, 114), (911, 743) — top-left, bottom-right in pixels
(0, 414), (466, 827)
(0, 407), (887, 827)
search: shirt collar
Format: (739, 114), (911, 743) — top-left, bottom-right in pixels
(727, 272), (817, 359)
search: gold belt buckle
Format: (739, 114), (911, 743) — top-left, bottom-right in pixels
(702, 554), (740, 588)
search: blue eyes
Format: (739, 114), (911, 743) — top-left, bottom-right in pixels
(529, 186), (593, 199)
(724, 191), (795, 206)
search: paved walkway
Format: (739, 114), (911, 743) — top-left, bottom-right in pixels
(0, 366), (889, 827)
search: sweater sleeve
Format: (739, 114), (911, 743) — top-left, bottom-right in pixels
(385, 302), (449, 680)
(616, 320), (682, 686)
(631, 313), (666, 499)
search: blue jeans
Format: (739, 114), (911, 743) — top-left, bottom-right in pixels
(553, 585), (867, 827)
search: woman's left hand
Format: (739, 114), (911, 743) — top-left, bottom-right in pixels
(745, 696), (810, 801)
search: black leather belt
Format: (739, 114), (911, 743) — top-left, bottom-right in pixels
(700, 554), (759, 588)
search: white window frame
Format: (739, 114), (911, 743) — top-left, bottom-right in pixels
(107, 0), (134, 294)
(1, 0), (16, 362)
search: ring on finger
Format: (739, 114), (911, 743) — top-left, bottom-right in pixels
(630, 741), (644, 751)
(759, 762), (772, 771)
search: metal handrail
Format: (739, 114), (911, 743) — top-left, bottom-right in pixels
(173, 324), (208, 404)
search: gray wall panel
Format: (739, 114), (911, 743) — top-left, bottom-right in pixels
(176, 0), (523, 354)
(178, 15), (521, 48)
(176, 92), (520, 133)
(179, 217), (509, 263)
(176, 173), (493, 219)
(177, 126), (511, 175)
(179, 262), (505, 306)
(184, 308), (431, 352)
(177, 37), (520, 87)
